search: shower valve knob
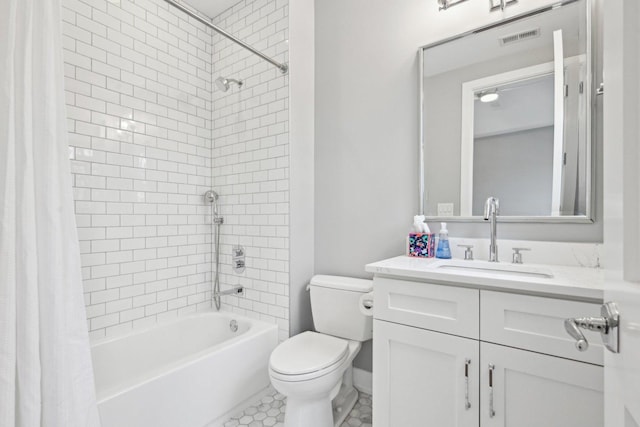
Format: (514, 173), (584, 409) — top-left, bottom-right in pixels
(233, 245), (246, 274)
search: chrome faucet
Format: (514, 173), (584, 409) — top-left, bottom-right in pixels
(483, 197), (500, 262)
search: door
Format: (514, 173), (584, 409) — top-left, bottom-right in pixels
(480, 342), (603, 427)
(603, 0), (640, 425)
(372, 320), (479, 427)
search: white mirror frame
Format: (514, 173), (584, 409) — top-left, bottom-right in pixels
(418, 0), (595, 223)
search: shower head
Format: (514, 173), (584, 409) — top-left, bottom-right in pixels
(215, 77), (243, 92)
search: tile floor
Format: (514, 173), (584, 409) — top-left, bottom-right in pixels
(223, 388), (372, 427)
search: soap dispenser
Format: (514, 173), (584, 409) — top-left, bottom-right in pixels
(436, 222), (452, 259)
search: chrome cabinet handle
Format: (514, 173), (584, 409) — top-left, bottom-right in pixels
(464, 359), (471, 410)
(488, 364), (496, 418)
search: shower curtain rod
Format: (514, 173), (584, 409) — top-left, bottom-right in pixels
(163, 0), (289, 74)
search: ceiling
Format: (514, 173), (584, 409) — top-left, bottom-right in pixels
(181, 0), (238, 19)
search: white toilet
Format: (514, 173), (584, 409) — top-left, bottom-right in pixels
(268, 275), (373, 427)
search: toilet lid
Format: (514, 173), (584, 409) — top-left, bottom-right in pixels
(270, 331), (349, 376)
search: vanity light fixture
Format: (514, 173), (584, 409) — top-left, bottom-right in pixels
(440, 0), (516, 12)
(437, 0), (470, 11)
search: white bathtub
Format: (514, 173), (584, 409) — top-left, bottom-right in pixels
(92, 312), (278, 427)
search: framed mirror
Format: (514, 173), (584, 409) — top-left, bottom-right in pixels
(419, 0), (597, 222)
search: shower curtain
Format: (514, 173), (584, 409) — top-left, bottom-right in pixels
(0, 0), (101, 426)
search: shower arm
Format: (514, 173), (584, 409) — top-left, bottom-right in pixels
(163, 0), (288, 75)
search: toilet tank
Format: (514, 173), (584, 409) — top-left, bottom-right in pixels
(309, 275), (373, 342)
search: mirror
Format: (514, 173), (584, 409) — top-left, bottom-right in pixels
(420, 0), (596, 222)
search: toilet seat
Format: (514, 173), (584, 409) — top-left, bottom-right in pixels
(269, 332), (349, 381)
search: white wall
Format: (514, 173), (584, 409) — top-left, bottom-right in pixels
(63, 0), (214, 339)
(210, 0), (291, 341)
(315, 0), (603, 371)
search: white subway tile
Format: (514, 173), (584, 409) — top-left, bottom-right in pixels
(67, 0), (287, 336)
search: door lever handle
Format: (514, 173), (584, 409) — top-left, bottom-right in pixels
(564, 302), (620, 353)
(564, 318), (591, 351)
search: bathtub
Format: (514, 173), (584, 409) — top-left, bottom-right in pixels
(91, 312), (278, 427)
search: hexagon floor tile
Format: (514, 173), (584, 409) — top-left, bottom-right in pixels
(223, 389), (372, 427)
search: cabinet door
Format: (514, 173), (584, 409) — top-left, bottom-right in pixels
(480, 342), (603, 427)
(373, 319), (479, 427)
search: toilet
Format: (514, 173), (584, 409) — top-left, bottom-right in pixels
(268, 275), (373, 427)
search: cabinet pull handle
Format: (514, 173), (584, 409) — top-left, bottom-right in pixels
(488, 364), (496, 418)
(464, 359), (471, 410)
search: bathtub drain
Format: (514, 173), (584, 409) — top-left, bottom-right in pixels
(230, 319), (238, 332)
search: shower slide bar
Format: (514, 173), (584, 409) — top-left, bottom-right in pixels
(163, 0), (289, 74)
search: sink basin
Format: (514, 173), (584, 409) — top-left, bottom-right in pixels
(432, 260), (554, 279)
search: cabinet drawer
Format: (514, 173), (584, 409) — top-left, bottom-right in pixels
(373, 277), (479, 339)
(480, 291), (604, 365)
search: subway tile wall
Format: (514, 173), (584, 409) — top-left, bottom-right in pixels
(63, 0), (215, 339)
(210, 0), (290, 340)
(62, 0), (290, 340)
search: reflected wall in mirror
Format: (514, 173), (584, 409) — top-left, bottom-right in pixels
(421, 0), (596, 221)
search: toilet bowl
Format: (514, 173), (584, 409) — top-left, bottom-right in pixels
(268, 275), (373, 427)
(269, 332), (362, 427)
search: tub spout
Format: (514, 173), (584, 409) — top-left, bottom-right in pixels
(214, 286), (244, 298)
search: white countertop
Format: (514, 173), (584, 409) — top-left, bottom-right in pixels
(365, 256), (604, 302)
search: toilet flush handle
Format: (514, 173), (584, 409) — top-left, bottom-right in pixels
(359, 292), (374, 316)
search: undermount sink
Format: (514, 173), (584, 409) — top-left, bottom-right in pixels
(432, 260), (554, 279)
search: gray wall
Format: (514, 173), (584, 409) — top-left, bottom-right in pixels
(315, 0), (428, 370)
(473, 127), (554, 216)
(424, 48), (553, 216)
(289, 0), (315, 337)
(314, 0), (603, 372)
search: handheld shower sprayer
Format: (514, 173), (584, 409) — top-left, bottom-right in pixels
(205, 190), (224, 310)
(204, 190), (223, 224)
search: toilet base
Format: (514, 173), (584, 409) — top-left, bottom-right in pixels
(332, 384), (359, 427)
(284, 394), (334, 427)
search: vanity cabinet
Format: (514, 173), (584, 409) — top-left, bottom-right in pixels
(479, 343), (603, 427)
(373, 319), (479, 427)
(372, 277), (604, 427)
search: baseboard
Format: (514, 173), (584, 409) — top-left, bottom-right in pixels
(353, 367), (373, 396)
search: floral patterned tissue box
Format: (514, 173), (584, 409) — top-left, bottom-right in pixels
(408, 233), (435, 258)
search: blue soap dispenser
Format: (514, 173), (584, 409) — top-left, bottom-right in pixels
(436, 222), (452, 259)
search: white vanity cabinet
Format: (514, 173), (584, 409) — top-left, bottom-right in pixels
(479, 342), (603, 427)
(372, 276), (604, 427)
(374, 320), (479, 427)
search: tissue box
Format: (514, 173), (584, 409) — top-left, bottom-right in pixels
(408, 233), (435, 258)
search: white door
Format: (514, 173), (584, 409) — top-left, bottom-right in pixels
(480, 342), (603, 427)
(372, 320), (479, 427)
(603, 0), (640, 425)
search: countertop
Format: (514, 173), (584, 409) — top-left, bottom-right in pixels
(365, 256), (604, 302)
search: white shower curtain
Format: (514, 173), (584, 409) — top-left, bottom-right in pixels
(0, 0), (101, 426)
